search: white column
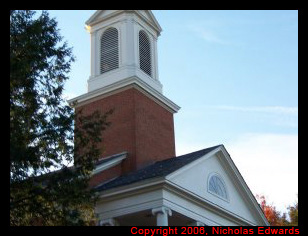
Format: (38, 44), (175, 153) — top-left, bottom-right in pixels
(152, 206), (172, 226)
(98, 218), (119, 226)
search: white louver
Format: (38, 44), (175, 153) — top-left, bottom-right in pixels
(139, 31), (152, 77)
(100, 28), (119, 74)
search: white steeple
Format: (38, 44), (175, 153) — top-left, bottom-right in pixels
(85, 10), (163, 94)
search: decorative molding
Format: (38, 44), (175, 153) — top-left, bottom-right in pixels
(207, 172), (230, 203)
(96, 174), (258, 225)
(163, 180), (256, 226)
(86, 10), (126, 28)
(152, 206), (172, 217)
(152, 206), (172, 226)
(86, 10), (162, 35)
(68, 76), (180, 114)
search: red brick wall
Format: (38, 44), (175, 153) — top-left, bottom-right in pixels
(134, 90), (176, 169)
(76, 87), (175, 185)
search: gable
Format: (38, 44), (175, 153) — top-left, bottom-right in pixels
(85, 10), (119, 26)
(135, 10), (162, 33)
(95, 146), (219, 192)
(86, 10), (162, 34)
(137, 10), (152, 22)
(166, 146), (268, 226)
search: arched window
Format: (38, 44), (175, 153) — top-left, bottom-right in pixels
(100, 27), (119, 74)
(139, 30), (152, 77)
(208, 173), (228, 200)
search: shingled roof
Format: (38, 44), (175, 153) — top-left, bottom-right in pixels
(95, 145), (222, 192)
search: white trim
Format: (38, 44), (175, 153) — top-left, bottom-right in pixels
(92, 152), (127, 175)
(166, 147), (221, 179)
(94, 145), (268, 225)
(216, 146), (270, 225)
(138, 29), (153, 78)
(207, 172), (229, 202)
(97, 177), (166, 199)
(86, 10), (125, 27)
(99, 26), (120, 75)
(86, 10), (162, 35)
(164, 180), (256, 226)
(96, 176), (259, 226)
(165, 145), (269, 225)
(68, 76), (180, 113)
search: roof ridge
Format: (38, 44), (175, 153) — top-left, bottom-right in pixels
(155, 144), (222, 164)
(95, 144), (222, 192)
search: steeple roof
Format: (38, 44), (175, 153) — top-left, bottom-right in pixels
(85, 10), (162, 35)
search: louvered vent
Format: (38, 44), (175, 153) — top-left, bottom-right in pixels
(139, 30), (152, 77)
(100, 28), (119, 74)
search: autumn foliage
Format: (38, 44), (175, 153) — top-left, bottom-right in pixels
(256, 194), (298, 226)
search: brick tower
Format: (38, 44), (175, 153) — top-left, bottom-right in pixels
(69, 10), (180, 186)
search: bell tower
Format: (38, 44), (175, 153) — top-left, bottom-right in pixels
(86, 10), (163, 94)
(69, 10), (180, 186)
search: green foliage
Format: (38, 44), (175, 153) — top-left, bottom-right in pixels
(10, 10), (110, 226)
(287, 197), (298, 226)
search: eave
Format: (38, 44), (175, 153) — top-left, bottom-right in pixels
(96, 176), (259, 226)
(67, 76), (180, 114)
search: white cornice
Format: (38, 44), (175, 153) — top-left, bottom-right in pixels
(86, 10), (125, 27)
(68, 76), (180, 113)
(164, 180), (256, 226)
(97, 176), (258, 226)
(94, 145), (269, 226)
(98, 177), (166, 200)
(163, 145), (269, 226)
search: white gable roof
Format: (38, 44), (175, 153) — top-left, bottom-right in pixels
(85, 10), (162, 34)
(166, 145), (269, 225)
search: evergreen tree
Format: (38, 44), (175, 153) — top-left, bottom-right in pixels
(10, 10), (110, 226)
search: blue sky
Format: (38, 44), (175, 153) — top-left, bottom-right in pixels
(48, 10), (298, 214)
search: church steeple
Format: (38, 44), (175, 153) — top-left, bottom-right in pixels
(69, 10), (180, 186)
(85, 10), (163, 94)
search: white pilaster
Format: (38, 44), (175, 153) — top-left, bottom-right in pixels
(152, 206), (172, 226)
(90, 30), (96, 79)
(153, 37), (159, 81)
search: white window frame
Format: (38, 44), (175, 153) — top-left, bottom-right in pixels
(207, 172), (229, 202)
(138, 29), (152, 78)
(99, 27), (120, 75)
